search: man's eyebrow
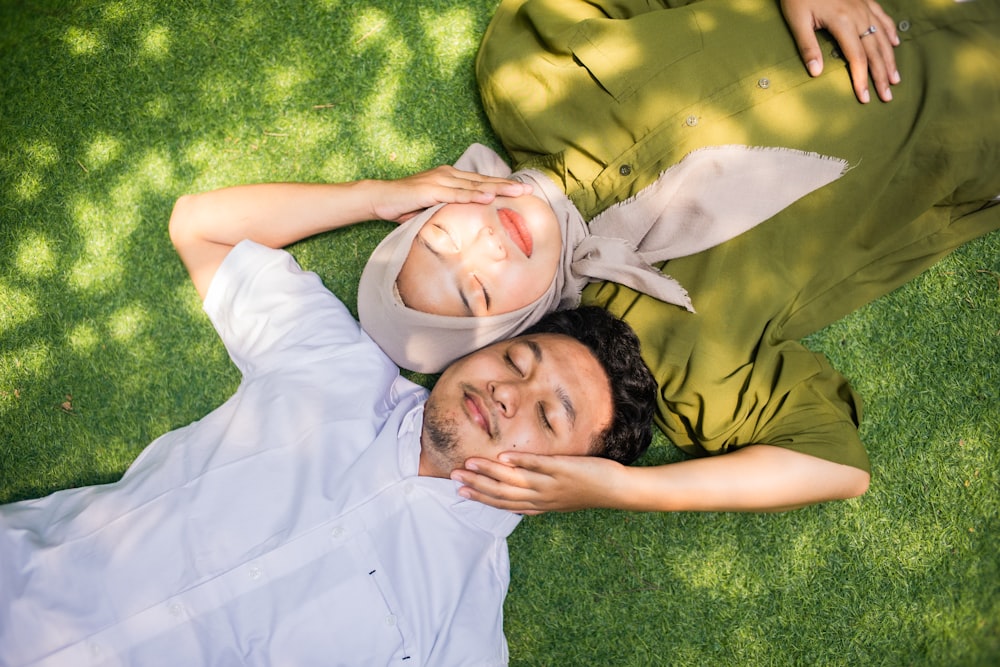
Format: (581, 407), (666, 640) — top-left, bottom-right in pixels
(420, 237), (473, 316)
(524, 339), (576, 428)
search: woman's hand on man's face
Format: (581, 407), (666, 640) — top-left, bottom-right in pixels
(450, 452), (626, 515)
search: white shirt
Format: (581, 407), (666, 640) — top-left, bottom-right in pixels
(0, 241), (521, 667)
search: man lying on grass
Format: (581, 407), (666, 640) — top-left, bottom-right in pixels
(0, 172), (655, 667)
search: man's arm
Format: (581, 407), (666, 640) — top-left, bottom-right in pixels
(168, 167), (531, 299)
(450, 444), (870, 514)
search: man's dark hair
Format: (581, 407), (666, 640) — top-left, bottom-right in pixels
(523, 306), (656, 465)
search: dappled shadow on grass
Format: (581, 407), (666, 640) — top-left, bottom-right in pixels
(0, 0), (506, 502)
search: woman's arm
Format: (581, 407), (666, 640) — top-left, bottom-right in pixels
(168, 167), (530, 299)
(450, 444), (870, 514)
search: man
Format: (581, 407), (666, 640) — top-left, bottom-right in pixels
(0, 175), (656, 666)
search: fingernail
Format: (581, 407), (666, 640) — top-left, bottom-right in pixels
(465, 461), (479, 471)
(891, 70), (901, 84)
(806, 59), (822, 77)
(883, 88), (892, 101)
(860, 89), (870, 104)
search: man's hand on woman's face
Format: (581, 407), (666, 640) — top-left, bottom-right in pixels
(371, 165), (531, 223)
(781, 0), (900, 103)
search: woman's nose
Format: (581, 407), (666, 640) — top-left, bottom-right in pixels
(474, 225), (506, 261)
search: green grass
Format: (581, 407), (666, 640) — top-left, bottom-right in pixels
(1, 1), (997, 665)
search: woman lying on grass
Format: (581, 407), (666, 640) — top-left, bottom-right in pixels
(173, 0), (1000, 514)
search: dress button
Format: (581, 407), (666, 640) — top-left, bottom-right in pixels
(619, 164), (632, 176)
(898, 19), (910, 32)
(757, 77), (770, 89)
(685, 115), (698, 127)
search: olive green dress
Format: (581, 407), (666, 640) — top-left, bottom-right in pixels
(477, 0), (1000, 470)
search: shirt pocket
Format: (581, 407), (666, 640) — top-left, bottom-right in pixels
(567, 8), (702, 102)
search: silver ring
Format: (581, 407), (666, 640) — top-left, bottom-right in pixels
(860, 25), (877, 38)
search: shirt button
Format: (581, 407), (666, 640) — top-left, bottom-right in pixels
(685, 115), (698, 127)
(331, 526), (345, 538)
(385, 614), (397, 626)
(898, 19), (910, 32)
(757, 77), (770, 89)
(248, 565), (263, 580)
(168, 602), (184, 617)
(619, 164), (632, 176)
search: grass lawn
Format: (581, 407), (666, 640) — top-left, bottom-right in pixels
(1, 1), (997, 664)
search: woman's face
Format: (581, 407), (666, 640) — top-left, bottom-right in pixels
(395, 193), (561, 316)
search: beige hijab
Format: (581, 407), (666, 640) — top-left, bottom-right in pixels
(358, 143), (847, 372)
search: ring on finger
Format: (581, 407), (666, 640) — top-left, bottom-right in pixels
(859, 25), (877, 38)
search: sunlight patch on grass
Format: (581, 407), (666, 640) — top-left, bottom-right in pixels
(263, 63), (310, 105)
(67, 198), (123, 292)
(144, 95), (171, 120)
(107, 303), (148, 342)
(14, 173), (43, 201)
(351, 8), (389, 46)
(360, 66), (434, 169)
(67, 322), (101, 354)
(101, 1), (131, 22)
(319, 152), (355, 181)
(134, 148), (176, 193)
(15, 232), (58, 278)
(0, 282), (38, 334)
(141, 25), (171, 59)
(420, 7), (477, 74)
(1, 343), (51, 386)
(84, 134), (122, 170)
(26, 141), (59, 167)
(68, 148), (176, 290)
(64, 26), (102, 56)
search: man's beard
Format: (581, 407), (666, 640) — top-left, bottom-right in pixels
(422, 400), (462, 471)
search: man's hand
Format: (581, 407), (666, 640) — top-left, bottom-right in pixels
(369, 166), (532, 223)
(781, 0), (900, 103)
(450, 453), (627, 514)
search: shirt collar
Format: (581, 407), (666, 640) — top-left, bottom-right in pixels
(397, 403), (522, 538)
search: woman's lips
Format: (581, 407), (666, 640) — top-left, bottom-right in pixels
(497, 208), (533, 257)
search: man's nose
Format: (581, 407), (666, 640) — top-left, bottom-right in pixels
(490, 380), (521, 417)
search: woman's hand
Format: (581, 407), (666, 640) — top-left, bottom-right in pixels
(780, 0), (900, 103)
(450, 453), (627, 515)
(369, 166), (531, 223)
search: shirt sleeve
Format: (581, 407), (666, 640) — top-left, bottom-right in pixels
(202, 240), (391, 380)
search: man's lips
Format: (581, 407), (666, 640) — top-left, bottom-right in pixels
(463, 390), (496, 438)
(497, 208), (533, 257)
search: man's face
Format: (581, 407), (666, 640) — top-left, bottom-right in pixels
(395, 193), (561, 317)
(419, 333), (613, 477)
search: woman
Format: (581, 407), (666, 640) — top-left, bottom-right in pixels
(446, 0), (1000, 512)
